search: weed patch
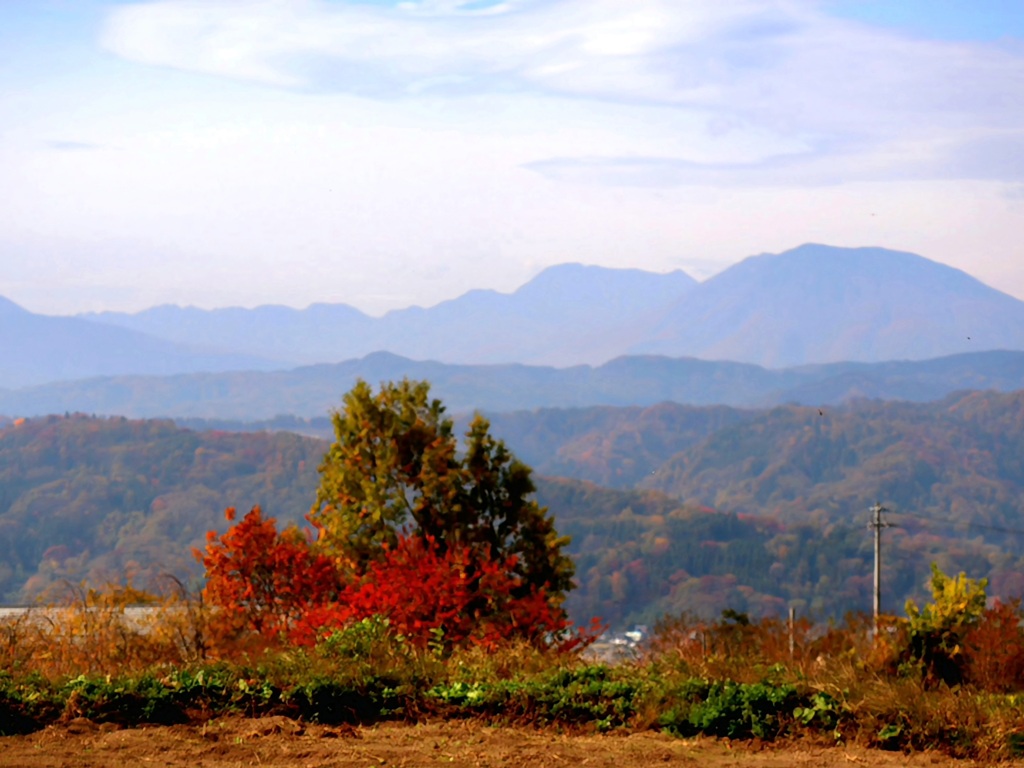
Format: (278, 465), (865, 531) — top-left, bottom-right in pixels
(659, 679), (801, 739)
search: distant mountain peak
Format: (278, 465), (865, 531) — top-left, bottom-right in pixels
(761, 243), (968, 270)
(633, 243), (1024, 367)
(524, 262), (696, 288)
(513, 263), (697, 310)
(752, 243), (925, 266)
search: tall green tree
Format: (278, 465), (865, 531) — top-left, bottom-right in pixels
(310, 379), (575, 604)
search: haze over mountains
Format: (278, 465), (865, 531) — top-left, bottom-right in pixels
(5, 241), (1024, 622)
(82, 263), (699, 369)
(0, 296), (278, 389)
(4, 349), (1024, 421)
(2, 244), (1023, 401)
(80, 244), (1024, 371)
(628, 244), (1024, 366)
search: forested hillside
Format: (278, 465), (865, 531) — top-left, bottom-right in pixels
(484, 402), (755, 488)
(0, 416), (323, 601)
(642, 390), (1024, 530)
(3, 402), (1024, 627)
(545, 477), (1024, 627)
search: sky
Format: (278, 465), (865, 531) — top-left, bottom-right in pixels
(1, 0), (1023, 316)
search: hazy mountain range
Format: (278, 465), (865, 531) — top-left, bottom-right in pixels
(82, 244), (1024, 370)
(0, 244), (1017, 383)
(2, 243), (1023, 404)
(628, 244), (1024, 365)
(82, 263), (700, 371)
(0, 296), (277, 389)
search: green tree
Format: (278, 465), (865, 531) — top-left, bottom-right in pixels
(310, 379), (575, 605)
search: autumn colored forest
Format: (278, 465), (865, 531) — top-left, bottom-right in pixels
(5, 390), (1024, 627)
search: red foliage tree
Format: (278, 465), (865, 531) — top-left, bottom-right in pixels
(195, 506), (342, 640)
(288, 534), (577, 650)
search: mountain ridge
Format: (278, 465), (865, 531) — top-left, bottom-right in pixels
(0, 307), (282, 389)
(2, 349), (1024, 421)
(4, 244), (1023, 390)
(81, 261), (699, 368)
(76, 244), (1024, 370)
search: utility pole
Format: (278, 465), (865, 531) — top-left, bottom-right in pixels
(869, 502), (891, 638)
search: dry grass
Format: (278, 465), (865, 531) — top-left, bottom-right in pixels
(0, 579), (214, 678)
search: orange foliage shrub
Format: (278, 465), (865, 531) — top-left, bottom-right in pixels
(963, 600), (1024, 692)
(195, 507), (342, 649)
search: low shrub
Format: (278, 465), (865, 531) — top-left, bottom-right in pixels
(659, 679), (801, 740)
(429, 664), (650, 731)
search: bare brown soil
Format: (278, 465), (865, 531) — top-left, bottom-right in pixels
(0, 718), (997, 768)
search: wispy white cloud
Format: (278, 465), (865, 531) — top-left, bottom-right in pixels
(526, 131), (1024, 187)
(100, 0), (1024, 187)
(1, 1), (1022, 316)
(45, 140), (104, 151)
(99, 1), (824, 108)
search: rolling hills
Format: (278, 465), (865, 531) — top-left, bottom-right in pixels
(5, 395), (1024, 627)
(2, 244), (1021, 414)
(4, 241), (1024, 627)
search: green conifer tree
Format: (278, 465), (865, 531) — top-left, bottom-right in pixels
(310, 378), (575, 605)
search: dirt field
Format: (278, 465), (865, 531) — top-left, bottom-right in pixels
(0, 718), (997, 768)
